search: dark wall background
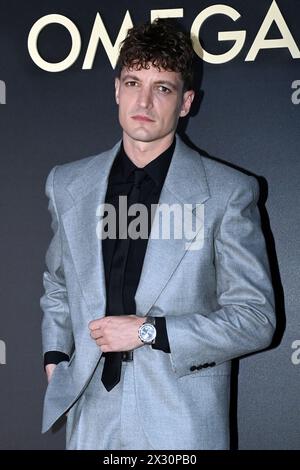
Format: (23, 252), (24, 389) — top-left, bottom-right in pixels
(0, 0), (299, 449)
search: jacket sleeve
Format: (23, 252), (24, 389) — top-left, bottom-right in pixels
(166, 176), (276, 378)
(40, 167), (74, 357)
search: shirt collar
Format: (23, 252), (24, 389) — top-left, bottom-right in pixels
(117, 137), (176, 187)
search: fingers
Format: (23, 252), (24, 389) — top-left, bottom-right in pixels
(90, 328), (102, 340)
(88, 319), (110, 352)
(45, 363), (56, 383)
(92, 333), (109, 351)
(88, 315), (125, 331)
(90, 329), (106, 347)
(88, 318), (103, 331)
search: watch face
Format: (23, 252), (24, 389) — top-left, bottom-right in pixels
(140, 323), (156, 342)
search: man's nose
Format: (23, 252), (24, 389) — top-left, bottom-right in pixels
(137, 86), (153, 109)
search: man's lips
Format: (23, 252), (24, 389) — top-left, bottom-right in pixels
(131, 115), (155, 122)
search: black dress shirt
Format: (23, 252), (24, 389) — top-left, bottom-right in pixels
(44, 139), (174, 367)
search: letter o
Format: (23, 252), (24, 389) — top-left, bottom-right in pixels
(28, 14), (81, 72)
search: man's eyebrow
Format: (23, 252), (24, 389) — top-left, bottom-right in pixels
(153, 80), (179, 90)
(121, 74), (179, 90)
(121, 74), (141, 82)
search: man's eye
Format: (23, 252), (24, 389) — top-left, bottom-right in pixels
(158, 85), (171, 94)
(125, 81), (138, 87)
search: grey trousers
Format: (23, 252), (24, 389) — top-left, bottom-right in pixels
(66, 356), (154, 450)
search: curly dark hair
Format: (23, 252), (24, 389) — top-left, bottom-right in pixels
(116, 19), (195, 92)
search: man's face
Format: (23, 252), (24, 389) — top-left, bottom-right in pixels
(115, 65), (194, 146)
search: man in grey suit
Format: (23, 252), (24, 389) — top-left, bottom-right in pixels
(41, 19), (275, 450)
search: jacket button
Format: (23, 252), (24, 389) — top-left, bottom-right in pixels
(209, 362), (216, 367)
(202, 363), (209, 368)
(190, 365), (197, 371)
(196, 365), (203, 370)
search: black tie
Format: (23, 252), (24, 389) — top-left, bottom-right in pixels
(101, 168), (146, 392)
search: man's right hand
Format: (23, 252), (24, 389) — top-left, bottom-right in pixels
(45, 363), (56, 383)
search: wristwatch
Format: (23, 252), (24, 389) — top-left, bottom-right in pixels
(138, 316), (156, 345)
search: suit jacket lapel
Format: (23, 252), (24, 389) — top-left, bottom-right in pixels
(134, 136), (210, 316)
(61, 141), (121, 320)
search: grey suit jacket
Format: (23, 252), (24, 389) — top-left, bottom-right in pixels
(40, 136), (275, 448)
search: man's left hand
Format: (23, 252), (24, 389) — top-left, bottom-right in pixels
(88, 315), (145, 352)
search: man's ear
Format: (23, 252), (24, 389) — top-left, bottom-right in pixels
(179, 90), (195, 117)
(115, 77), (120, 105)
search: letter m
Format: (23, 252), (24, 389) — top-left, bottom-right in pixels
(83, 11), (133, 69)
